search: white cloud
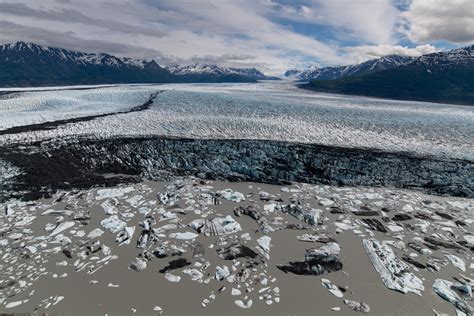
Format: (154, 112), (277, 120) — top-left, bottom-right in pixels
(343, 44), (439, 63)
(401, 0), (474, 44)
(0, 0), (463, 74)
(315, 0), (399, 44)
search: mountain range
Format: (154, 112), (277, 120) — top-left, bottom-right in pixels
(0, 42), (276, 87)
(303, 45), (474, 105)
(285, 55), (415, 81)
(165, 64), (279, 82)
(1, 41), (472, 105)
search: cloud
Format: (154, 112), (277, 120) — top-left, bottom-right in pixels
(0, 2), (166, 37)
(262, 0), (399, 45)
(0, 0), (464, 74)
(315, 0), (399, 44)
(400, 0), (474, 44)
(0, 20), (167, 58)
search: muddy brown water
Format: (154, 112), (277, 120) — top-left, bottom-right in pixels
(1, 179), (471, 315)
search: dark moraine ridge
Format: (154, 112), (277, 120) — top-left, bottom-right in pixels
(1, 136), (472, 202)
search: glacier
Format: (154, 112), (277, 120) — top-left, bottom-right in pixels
(0, 81), (473, 160)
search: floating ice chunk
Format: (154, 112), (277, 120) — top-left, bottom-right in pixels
(108, 283), (120, 288)
(126, 195), (143, 207)
(101, 215), (126, 234)
(321, 279), (343, 298)
(116, 226), (135, 246)
(130, 257), (148, 271)
(100, 200), (118, 215)
(234, 299), (253, 309)
(343, 300), (370, 313)
(387, 224), (404, 232)
(5, 300), (28, 309)
(334, 222), (357, 230)
(264, 204), (276, 213)
(278, 244), (342, 276)
(52, 296), (64, 306)
(433, 279), (473, 315)
(165, 273), (181, 283)
(49, 221), (75, 237)
(189, 215), (242, 236)
(297, 233), (334, 243)
(305, 242), (340, 260)
(215, 265), (230, 281)
(463, 235), (474, 248)
(169, 232), (198, 240)
(87, 228), (104, 239)
(282, 204), (322, 226)
(363, 239), (424, 295)
(14, 215), (36, 227)
(96, 186), (134, 200)
(444, 253), (466, 272)
(318, 198), (334, 206)
(231, 288), (242, 296)
(153, 223), (178, 235)
(240, 233), (252, 241)
(42, 209), (73, 216)
(383, 240), (406, 250)
(216, 189), (245, 203)
(427, 257), (448, 273)
(257, 236), (272, 260)
(183, 268), (204, 281)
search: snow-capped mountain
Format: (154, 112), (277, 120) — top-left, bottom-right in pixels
(0, 42), (278, 87)
(412, 45), (474, 69)
(285, 55), (415, 81)
(166, 64), (279, 81)
(0, 41), (160, 69)
(304, 45), (474, 105)
(0, 41), (173, 87)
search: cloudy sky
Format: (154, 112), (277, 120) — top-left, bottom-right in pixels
(0, 0), (473, 74)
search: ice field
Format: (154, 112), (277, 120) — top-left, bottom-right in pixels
(1, 81), (473, 160)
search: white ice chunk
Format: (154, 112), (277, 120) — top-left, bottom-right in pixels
(257, 236), (272, 260)
(234, 299), (253, 309)
(49, 221), (75, 237)
(165, 273), (181, 283)
(169, 232), (199, 240)
(216, 189), (245, 203)
(87, 228), (105, 239)
(363, 239), (424, 295)
(96, 186), (134, 200)
(101, 215), (126, 234)
(444, 253), (466, 272)
(433, 279), (473, 315)
(189, 215), (242, 236)
(215, 265), (230, 281)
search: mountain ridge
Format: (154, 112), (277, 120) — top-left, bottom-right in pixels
(303, 45), (474, 105)
(0, 41), (276, 86)
(285, 55), (415, 81)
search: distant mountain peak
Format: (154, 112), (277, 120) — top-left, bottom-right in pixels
(285, 55), (415, 81)
(165, 63), (279, 80)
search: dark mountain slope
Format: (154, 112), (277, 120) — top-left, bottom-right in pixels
(303, 46), (474, 105)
